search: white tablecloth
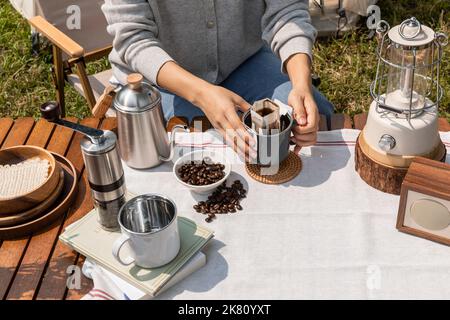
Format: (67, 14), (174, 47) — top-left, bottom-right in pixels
(122, 129), (450, 299)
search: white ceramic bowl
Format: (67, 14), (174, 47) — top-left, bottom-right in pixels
(173, 150), (231, 195)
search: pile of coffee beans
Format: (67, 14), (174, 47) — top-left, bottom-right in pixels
(178, 159), (225, 186)
(193, 180), (246, 223)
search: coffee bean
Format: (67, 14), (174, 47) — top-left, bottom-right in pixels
(192, 179), (246, 222)
(178, 159), (225, 186)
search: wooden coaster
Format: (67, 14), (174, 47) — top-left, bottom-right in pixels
(245, 151), (302, 185)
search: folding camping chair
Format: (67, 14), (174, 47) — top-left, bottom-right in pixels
(309, 0), (378, 37)
(28, 0), (114, 117)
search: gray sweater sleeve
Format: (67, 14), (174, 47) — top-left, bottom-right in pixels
(262, 0), (317, 72)
(102, 0), (174, 85)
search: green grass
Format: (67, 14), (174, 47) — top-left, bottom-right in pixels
(0, 0), (106, 119)
(315, 0), (450, 120)
(0, 0), (449, 120)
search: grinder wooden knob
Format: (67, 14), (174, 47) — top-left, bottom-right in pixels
(40, 101), (61, 122)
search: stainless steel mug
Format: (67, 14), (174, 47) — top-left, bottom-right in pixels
(112, 194), (180, 269)
(242, 110), (294, 166)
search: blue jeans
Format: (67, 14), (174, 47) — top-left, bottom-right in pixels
(160, 47), (334, 122)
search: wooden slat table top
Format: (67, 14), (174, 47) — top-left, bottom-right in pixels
(0, 113), (448, 300)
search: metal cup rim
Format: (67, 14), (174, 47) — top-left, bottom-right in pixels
(241, 109), (294, 138)
(117, 193), (178, 236)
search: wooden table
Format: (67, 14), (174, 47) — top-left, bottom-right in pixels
(0, 114), (449, 300)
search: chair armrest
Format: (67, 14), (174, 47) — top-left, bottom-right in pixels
(28, 16), (84, 58)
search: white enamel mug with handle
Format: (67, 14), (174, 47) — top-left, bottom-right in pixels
(112, 194), (180, 269)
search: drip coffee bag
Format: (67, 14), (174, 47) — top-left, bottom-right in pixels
(251, 99), (280, 135)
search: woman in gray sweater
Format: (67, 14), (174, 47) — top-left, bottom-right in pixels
(103, 0), (333, 159)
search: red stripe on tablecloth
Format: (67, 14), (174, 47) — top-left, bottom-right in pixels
(85, 292), (112, 300)
(316, 143), (356, 146)
(176, 143), (228, 148)
(177, 141), (450, 148)
(90, 289), (116, 300)
(176, 141), (358, 148)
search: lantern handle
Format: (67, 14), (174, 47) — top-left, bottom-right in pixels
(376, 20), (390, 35)
(399, 17), (422, 40)
(435, 32), (448, 47)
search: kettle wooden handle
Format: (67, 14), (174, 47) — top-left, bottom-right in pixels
(92, 86), (116, 119)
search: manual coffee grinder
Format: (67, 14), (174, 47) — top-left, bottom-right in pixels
(355, 17), (448, 194)
(40, 102), (126, 230)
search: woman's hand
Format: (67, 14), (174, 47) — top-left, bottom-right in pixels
(285, 53), (320, 153)
(156, 62), (256, 160)
(195, 84), (257, 160)
(288, 86), (319, 153)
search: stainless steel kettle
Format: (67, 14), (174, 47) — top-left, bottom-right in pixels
(114, 73), (188, 169)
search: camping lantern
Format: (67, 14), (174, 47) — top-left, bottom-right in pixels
(355, 17), (448, 194)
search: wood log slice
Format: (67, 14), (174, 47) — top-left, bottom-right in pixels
(355, 134), (447, 195)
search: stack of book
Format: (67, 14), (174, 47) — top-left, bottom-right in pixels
(60, 208), (214, 299)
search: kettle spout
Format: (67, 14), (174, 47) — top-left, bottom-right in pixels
(159, 125), (190, 162)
